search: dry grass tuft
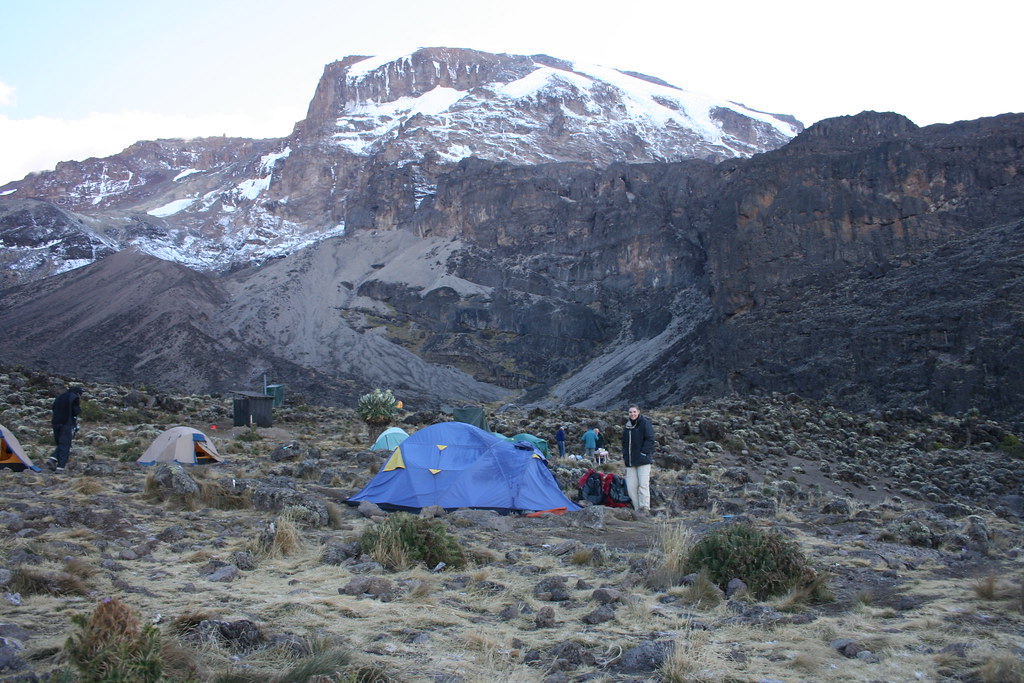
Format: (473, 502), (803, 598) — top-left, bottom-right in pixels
(197, 479), (252, 510)
(645, 521), (696, 589)
(168, 610), (220, 637)
(159, 637), (207, 682)
(571, 544), (609, 567)
(789, 649), (827, 674)
(254, 513), (306, 559)
(405, 578), (437, 602)
(72, 476), (105, 495)
(777, 569), (833, 611)
(326, 501), (345, 529)
(660, 631), (715, 682)
(274, 648), (352, 682)
(466, 547), (500, 566)
(9, 566), (89, 596)
(972, 574), (1019, 601)
(852, 588), (875, 607)
(62, 556), (98, 579)
(340, 663), (402, 682)
(673, 568), (723, 609)
(978, 652), (1024, 683)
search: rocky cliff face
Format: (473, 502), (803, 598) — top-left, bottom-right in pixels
(0, 48), (799, 279)
(0, 49), (1022, 421)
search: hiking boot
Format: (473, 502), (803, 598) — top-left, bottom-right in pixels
(54, 467), (66, 474)
(46, 457), (57, 471)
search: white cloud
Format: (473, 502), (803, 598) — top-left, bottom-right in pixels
(0, 81), (13, 106)
(0, 108), (299, 186)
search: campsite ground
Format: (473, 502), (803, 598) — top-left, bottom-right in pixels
(0, 368), (1023, 682)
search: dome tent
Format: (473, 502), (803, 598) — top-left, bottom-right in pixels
(347, 422), (579, 514)
(0, 424), (40, 472)
(371, 426), (410, 451)
(137, 427), (222, 466)
(511, 432), (548, 457)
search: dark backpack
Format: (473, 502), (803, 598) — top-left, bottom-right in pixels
(578, 469), (605, 505)
(605, 474), (632, 507)
(578, 469), (632, 508)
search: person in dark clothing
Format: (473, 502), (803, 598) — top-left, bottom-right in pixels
(621, 404), (655, 513)
(47, 386), (83, 473)
(555, 426), (566, 458)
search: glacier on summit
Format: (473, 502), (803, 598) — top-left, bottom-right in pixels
(0, 47), (801, 282)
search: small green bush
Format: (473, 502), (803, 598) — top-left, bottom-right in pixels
(356, 388), (398, 441)
(360, 512), (465, 570)
(236, 427), (262, 442)
(683, 522), (816, 599)
(65, 597), (163, 682)
(999, 434), (1024, 459)
(78, 400), (105, 422)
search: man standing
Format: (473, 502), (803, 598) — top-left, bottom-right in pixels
(47, 386), (83, 473)
(621, 405), (655, 514)
(555, 426), (566, 459)
(581, 426), (599, 461)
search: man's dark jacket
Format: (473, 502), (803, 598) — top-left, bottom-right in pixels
(621, 415), (655, 467)
(51, 390), (81, 427)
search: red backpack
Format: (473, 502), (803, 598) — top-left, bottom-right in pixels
(578, 469), (632, 508)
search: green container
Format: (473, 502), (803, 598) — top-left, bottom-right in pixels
(265, 384), (285, 407)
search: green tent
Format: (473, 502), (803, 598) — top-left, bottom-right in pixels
(511, 433), (549, 457)
(453, 405), (489, 431)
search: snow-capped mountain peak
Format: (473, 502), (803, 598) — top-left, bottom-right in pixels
(0, 47), (802, 282)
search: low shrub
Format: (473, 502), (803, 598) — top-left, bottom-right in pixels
(65, 597), (163, 682)
(999, 434), (1024, 459)
(10, 566), (89, 596)
(683, 522), (818, 599)
(359, 512), (465, 570)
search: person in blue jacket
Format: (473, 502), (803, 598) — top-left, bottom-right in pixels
(621, 405), (655, 514)
(581, 427), (599, 461)
(47, 386), (83, 473)
(555, 426), (566, 458)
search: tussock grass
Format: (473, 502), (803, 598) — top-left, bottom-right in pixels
(168, 610), (220, 638)
(62, 556), (98, 580)
(620, 594), (652, 622)
(645, 521), (696, 590)
(197, 479), (253, 510)
(788, 648), (828, 674)
(660, 631), (716, 683)
(326, 501), (345, 528)
(256, 515), (305, 559)
(852, 587), (875, 607)
(972, 574), (1019, 601)
(9, 566), (89, 596)
(338, 663), (402, 682)
(571, 544), (610, 567)
(405, 577), (437, 603)
(71, 476), (105, 495)
(671, 568), (723, 609)
(273, 648), (352, 682)
(777, 569), (834, 610)
(978, 652), (1024, 683)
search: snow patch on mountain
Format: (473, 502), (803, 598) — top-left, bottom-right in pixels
(331, 51), (799, 164)
(149, 197), (198, 217)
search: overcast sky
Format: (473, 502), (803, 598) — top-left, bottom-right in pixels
(1, 0), (1019, 185)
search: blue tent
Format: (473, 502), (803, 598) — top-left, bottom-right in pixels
(347, 422), (580, 514)
(371, 426), (410, 451)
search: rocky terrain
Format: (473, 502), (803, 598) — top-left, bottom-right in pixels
(0, 48), (800, 282)
(1, 365), (1022, 682)
(2, 111), (1023, 423)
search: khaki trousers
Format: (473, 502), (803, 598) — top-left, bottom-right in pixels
(625, 464), (651, 510)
